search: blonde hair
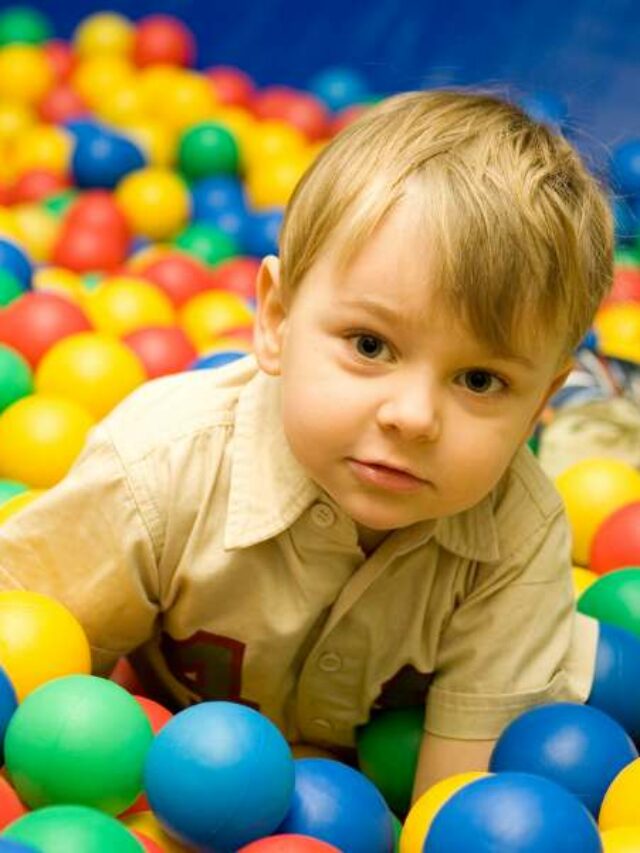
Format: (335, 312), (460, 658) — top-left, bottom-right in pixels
(278, 89), (613, 360)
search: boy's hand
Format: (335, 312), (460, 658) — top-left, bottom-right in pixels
(411, 732), (496, 804)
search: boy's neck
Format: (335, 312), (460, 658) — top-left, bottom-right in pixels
(355, 524), (391, 555)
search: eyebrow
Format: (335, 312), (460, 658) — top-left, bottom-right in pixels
(339, 297), (537, 370)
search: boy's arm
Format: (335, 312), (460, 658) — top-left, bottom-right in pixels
(411, 732), (495, 804)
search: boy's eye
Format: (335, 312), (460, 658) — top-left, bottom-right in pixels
(352, 334), (388, 360)
(459, 370), (506, 395)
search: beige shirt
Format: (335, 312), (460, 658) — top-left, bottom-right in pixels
(0, 354), (597, 748)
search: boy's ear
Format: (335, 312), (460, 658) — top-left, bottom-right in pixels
(254, 255), (288, 376)
(526, 359), (574, 433)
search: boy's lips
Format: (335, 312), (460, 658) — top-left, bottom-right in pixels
(347, 458), (429, 492)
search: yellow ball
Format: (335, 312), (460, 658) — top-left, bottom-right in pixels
(600, 758), (640, 831)
(205, 335), (253, 354)
(0, 206), (22, 243)
(74, 12), (134, 59)
(85, 276), (176, 337)
(71, 55), (134, 110)
(94, 80), (146, 128)
(35, 332), (146, 421)
(246, 152), (309, 208)
(0, 395), (95, 488)
(0, 45), (53, 105)
(595, 304), (640, 363)
(122, 811), (191, 852)
(180, 291), (255, 352)
(123, 121), (177, 168)
(400, 772), (490, 853)
(116, 167), (191, 241)
(572, 566), (599, 598)
(0, 490), (44, 526)
(243, 119), (307, 168)
(146, 69), (217, 131)
(213, 106), (257, 157)
(555, 458), (640, 565)
(12, 204), (59, 263)
(0, 590), (91, 702)
(602, 827), (640, 852)
(12, 124), (71, 176)
(0, 101), (34, 146)
(33, 266), (84, 303)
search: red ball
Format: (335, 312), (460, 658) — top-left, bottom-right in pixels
(238, 836), (341, 852)
(590, 501), (640, 573)
(131, 830), (165, 853)
(331, 104), (369, 135)
(134, 695), (174, 734)
(604, 268), (640, 307)
(39, 83), (89, 124)
(137, 252), (212, 308)
(0, 776), (28, 830)
(204, 65), (256, 107)
(52, 224), (129, 273)
(133, 15), (196, 68)
(67, 190), (131, 244)
(0, 291), (92, 367)
(251, 86), (331, 142)
(43, 39), (76, 81)
(210, 257), (260, 301)
(9, 169), (71, 204)
(123, 326), (197, 378)
(110, 657), (145, 694)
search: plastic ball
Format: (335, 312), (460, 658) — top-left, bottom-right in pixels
(52, 221), (128, 273)
(422, 772), (601, 852)
(173, 222), (239, 267)
(555, 458), (640, 565)
(133, 15), (196, 68)
(0, 590), (91, 701)
(116, 167), (191, 240)
(0, 44), (53, 105)
(122, 811), (190, 853)
(180, 289), (253, 351)
(308, 67), (370, 112)
(252, 87), (331, 142)
(246, 153), (309, 208)
(243, 119), (307, 168)
(606, 268), (640, 307)
(0, 479), (27, 505)
(178, 122), (240, 181)
(191, 173), (246, 219)
(0, 776), (28, 831)
(278, 758), (394, 853)
(10, 204), (58, 264)
(95, 81), (146, 128)
(43, 39), (76, 82)
(3, 804), (143, 851)
(124, 326), (197, 378)
(591, 503), (640, 573)
(0, 345), (32, 413)
(5, 675), (153, 814)
(74, 12), (134, 59)
(137, 252), (212, 307)
(85, 276), (176, 337)
(612, 141), (640, 195)
(595, 303), (640, 362)
(400, 771), (489, 853)
(587, 622), (640, 742)
(0, 238), (32, 287)
(0, 7), (52, 45)
(0, 291), (92, 367)
(0, 271), (26, 307)
(489, 702), (638, 816)
(601, 826), (640, 852)
(148, 69), (215, 132)
(144, 701), (295, 851)
(71, 55), (134, 109)
(211, 256), (259, 300)
(72, 128), (146, 190)
(134, 696), (173, 735)
(573, 566), (599, 598)
(238, 836), (340, 852)
(578, 568), (640, 639)
(35, 331), (146, 420)
(356, 707), (423, 816)
(124, 120), (177, 168)
(600, 757), (640, 831)
(13, 124), (71, 177)
(205, 66), (255, 108)
(189, 349), (248, 370)
(0, 394), (94, 487)
(0, 490), (43, 525)
(38, 83), (88, 124)
(242, 208), (283, 257)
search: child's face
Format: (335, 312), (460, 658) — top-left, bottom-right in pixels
(255, 198), (571, 534)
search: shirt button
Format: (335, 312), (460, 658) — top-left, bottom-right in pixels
(310, 502), (336, 528)
(318, 652), (342, 672)
(311, 718), (333, 731)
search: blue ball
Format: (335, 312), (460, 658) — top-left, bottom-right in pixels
(0, 238), (32, 288)
(588, 621), (640, 743)
(0, 842), (38, 852)
(489, 701), (638, 816)
(308, 66), (370, 112)
(191, 175), (247, 222)
(278, 758), (394, 853)
(242, 208), (283, 257)
(423, 772), (601, 852)
(611, 139), (640, 195)
(63, 118), (106, 143)
(144, 701), (294, 852)
(72, 130), (146, 190)
(0, 664), (17, 758)
(190, 350), (247, 370)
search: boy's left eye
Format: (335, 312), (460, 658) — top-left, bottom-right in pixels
(458, 370), (507, 395)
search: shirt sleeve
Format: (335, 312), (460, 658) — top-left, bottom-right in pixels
(424, 509), (599, 740)
(0, 423), (161, 675)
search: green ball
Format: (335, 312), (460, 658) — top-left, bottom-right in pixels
(0, 269), (25, 306)
(5, 675), (153, 815)
(577, 567), (640, 640)
(356, 707), (423, 817)
(177, 122), (240, 181)
(0, 479), (28, 506)
(3, 804), (143, 852)
(616, 246), (640, 267)
(0, 344), (33, 413)
(173, 223), (239, 266)
(0, 6), (53, 45)
(391, 813), (402, 852)
(42, 189), (79, 220)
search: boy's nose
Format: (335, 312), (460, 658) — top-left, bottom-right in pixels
(375, 376), (441, 441)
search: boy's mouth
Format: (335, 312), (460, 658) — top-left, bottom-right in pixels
(347, 459), (428, 492)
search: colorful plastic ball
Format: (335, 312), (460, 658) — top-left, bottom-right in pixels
(122, 810), (190, 853)
(85, 276), (176, 337)
(132, 831), (164, 853)
(124, 326), (197, 378)
(74, 12), (134, 59)
(0, 345), (32, 413)
(0, 271), (26, 307)
(0, 7), (52, 45)
(9, 169), (69, 205)
(13, 124), (71, 177)
(38, 83), (89, 125)
(246, 153), (309, 208)
(0, 238), (32, 287)
(11, 204), (59, 264)
(173, 222), (239, 267)
(52, 221), (128, 273)
(400, 772), (489, 853)
(0, 291), (91, 367)
(178, 122), (240, 181)
(43, 39), (76, 82)
(137, 252), (211, 308)
(579, 568), (640, 639)
(116, 167), (191, 241)
(555, 458), (640, 565)
(0, 479), (27, 506)
(0, 490), (43, 525)
(308, 67), (370, 112)
(191, 174), (246, 220)
(0, 590), (91, 701)
(134, 696), (173, 735)
(278, 758), (393, 853)
(3, 804), (144, 852)
(238, 836), (341, 852)
(252, 87), (331, 142)
(124, 120), (177, 168)
(600, 757), (640, 831)
(489, 702), (638, 816)
(422, 772), (601, 853)
(205, 66), (255, 108)
(72, 128), (146, 190)
(180, 290), (253, 351)
(42, 187), (77, 218)
(0, 45), (53, 105)
(0, 776), (28, 831)
(211, 256), (259, 300)
(190, 349), (247, 370)
(0, 101), (34, 146)
(612, 141), (640, 195)
(587, 622), (640, 742)
(0, 664), (17, 755)
(0, 394), (94, 487)
(591, 502), (640, 574)
(242, 120), (307, 168)
(573, 566), (599, 598)
(66, 188), (130, 239)
(607, 268), (640, 306)
(0, 841), (34, 852)
(133, 15), (196, 68)
(5, 675), (153, 814)
(35, 331), (146, 420)
(595, 303), (640, 362)
(601, 826), (640, 852)
(144, 701), (295, 851)
(242, 208), (283, 257)
(356, 707), (422, 816)
(144, 68), (216, 131)
(71, 55), (134, 110)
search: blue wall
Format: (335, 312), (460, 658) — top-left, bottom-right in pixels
(17, 0), (640, 169)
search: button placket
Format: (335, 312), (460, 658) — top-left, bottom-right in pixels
(310, 502), (336, 528)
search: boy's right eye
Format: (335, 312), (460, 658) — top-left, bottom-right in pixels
(348, 333), (390, 361)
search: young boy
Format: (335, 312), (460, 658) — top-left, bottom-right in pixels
(0, 90), (613, 801)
